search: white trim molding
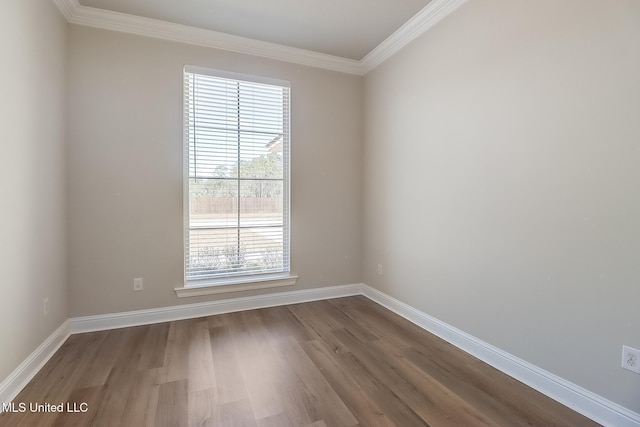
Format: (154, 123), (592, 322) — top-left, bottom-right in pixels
(176, 273), (299, 298)
(361, 284), (640, 427)
(52, 0), (361, 75)
(0, 321), (70, 407)
(51, 0), (468, 75)
(360, 0), (469, 73)
(71, 283), (362, 333)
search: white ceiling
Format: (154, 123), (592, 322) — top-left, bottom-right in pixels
(78, 0), (432, 60)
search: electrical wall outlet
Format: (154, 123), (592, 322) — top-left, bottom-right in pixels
(377, 264), (383, 275)
(622, 345), (640, 374)
(43, 298), (49, 316)
(133, 278), (144, 291)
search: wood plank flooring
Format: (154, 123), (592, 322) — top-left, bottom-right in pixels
(0, 296), (601, 427)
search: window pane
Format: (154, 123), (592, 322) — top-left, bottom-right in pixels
(239, 226), (284, 273)
(189, 129), (239, 179)
(239, 144), (284, 179)
(187, 227), (284, 278)
(187, 228), (241, 278)
(238, 82), (285, 134)
(189, 178), (238, 229)
(239, 180), (283, 228)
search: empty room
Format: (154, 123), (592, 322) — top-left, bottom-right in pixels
(1, 0), (639, 426)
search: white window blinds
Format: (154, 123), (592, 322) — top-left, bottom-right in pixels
(184, 66), (290, 283)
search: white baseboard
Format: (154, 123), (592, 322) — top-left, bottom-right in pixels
(361, 284), (640, 427)
(70, 283), (363, 333)
(0, 321), (70, 407)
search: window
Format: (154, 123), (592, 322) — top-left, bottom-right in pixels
(183, 66), (291, 289)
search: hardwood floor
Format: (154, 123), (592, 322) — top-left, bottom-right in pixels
(0, 296), (601, 427)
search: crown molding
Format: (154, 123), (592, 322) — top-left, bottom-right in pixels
(52, 0), (362, 75)
(52, 0), (467, 76)
(360, 0), (469, 74)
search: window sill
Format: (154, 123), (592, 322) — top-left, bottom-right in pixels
(175, 273), (298, 298)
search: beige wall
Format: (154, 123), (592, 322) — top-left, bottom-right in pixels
(363, 0), (640, 411)
(0, 1), (68, 381)
(67, 26), (363, 316)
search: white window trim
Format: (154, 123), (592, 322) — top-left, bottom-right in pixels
(175, 272), (298, 298)
(181, 66), (293, 295)
(185, 65), (290, 89)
